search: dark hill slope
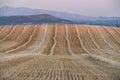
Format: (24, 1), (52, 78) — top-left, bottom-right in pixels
(0, 14), (72, 25)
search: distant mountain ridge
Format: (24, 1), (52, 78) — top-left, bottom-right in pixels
(0, 6), (92, 22)
(0, 14), (72, 25)
(0, 6), (120, 26)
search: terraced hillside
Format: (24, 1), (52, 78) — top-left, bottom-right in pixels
(0, 24), (120, 80)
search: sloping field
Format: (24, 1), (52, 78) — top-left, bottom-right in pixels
(0, 24), (120, 80)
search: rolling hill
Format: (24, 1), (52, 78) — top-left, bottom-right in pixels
(0, 14), (72, 25)
(0, 24), (120, 80)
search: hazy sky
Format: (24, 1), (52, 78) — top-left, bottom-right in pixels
(0, 0), (120, 17)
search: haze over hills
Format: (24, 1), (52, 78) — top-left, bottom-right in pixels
(0, 6), (120, 26)
(0, 6), (92, 21)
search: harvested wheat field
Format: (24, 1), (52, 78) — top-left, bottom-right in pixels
(0, 24), (120, 80)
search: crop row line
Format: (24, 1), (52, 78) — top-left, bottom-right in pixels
(96, 27), (114, 50)
(16, 26), (26, 41)
(65, 24), (74, 56)
(32, 24), (47, 53)
(6, 25), (37, 53)
(2, 26), (16, 41)
(104, 27), (120, 48)
(85, 25), (99, 49)
(0, 27), (13, 41)
(50, 24), (57, 55)
(74, 24), (90, 54)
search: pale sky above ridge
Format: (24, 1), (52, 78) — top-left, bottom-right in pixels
(0, 0), (120, 17)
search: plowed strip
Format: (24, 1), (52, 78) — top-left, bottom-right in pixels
(0, 26), (13, 40)
(88, 26), (108, 49)
(113, 27), (120, 39)
(77, 25), (99, 55)
(42, 24), (55, 55)
(67, 24), (86, 54)
(95, 26), (114, 50)
(65, 24), (74, 55)
(32, 24), (47, 54)
(6, 25), (40, 53)
(75, 24), (90, 54)
(85, 25), (98, 49)
(0, 25), (34, 53)
(77, 25), (92, 50)
(106, 27), (120, 43)
(3, 25), (24, 41)
(86, 26), (113, 55)
(98, 26), (120, 49)
(53, 24), (69, 55)
(50, 24), (57, 55)
(14, 24), (42, 54)
(16, 26), (26, 41)
(2, 26), (17, 41)
(0, 26), (4, 31)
